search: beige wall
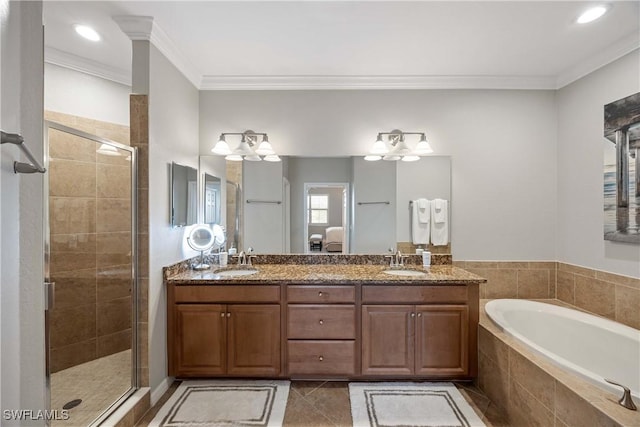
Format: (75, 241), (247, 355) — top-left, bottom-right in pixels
(46, 111), (133, 372)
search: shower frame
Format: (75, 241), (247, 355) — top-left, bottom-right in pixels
(43, 121), (139, 426)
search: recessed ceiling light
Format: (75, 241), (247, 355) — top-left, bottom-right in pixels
(74, 25), (101, 42)
(577, 6), (608, 24)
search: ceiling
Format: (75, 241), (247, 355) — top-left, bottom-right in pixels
(43, 1), (640, 90)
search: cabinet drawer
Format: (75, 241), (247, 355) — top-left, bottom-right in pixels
(174, 286), (280, 303)
(287, 286), (355, 303)
(288, 305), (355, 339)
(288, 340), (355, 376)
(362, 286), (468, 304)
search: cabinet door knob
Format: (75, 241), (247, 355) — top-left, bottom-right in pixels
(318, 292), (323, 297)
(319, 319), (324, 325)
(318, 356), (324, 361)
(417, 313), (422, 317)
(410, 312), (415, 317)
(227, 312), (231, 317)
(220, 312), (225, 317)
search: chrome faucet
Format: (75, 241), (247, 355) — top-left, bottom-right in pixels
(385, 248), (406, 267)
(233, 247), (255, 266)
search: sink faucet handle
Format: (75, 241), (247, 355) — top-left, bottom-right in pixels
(605, 379), (637, 410)
(384, 254), (396, 267)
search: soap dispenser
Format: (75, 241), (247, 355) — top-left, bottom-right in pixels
(219, 245), (228, 267)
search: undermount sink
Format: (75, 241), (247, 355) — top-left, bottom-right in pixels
(214, 269), (259, 277)
(383, 269), (427, 277)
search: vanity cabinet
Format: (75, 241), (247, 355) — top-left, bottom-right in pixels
(361, 285), (476, 379)
(168, 285), (281, 377)
(286, 285), (357, 376)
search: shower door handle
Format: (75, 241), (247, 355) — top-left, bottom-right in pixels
(44, 282), (55, 311)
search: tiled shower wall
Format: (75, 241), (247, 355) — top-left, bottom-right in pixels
(457, 260), (640, 329)
(46, 111), (133, 372)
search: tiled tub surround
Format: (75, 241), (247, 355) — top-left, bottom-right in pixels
(46, 111), (133, 372)
(478, 300), (640, 427)
(458, 261), (640, 330)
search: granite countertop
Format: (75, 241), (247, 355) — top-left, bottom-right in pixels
(166, 264), (486, 286)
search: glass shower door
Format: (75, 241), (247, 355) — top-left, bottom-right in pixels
(44, 121), (137, 426)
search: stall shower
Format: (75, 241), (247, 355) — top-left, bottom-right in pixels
(45, 119), (138, 426)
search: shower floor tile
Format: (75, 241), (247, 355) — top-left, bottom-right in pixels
(51, 349), (132, 426)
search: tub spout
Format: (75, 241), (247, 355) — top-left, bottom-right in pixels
(605, 379), (637, 410)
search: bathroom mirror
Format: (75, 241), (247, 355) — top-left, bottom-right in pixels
(171, 162), (198, 227)
(204, 173), (222, 225)
(200, 155), (451, 254)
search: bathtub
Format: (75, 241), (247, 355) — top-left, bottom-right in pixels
(485, 299), (640, 400)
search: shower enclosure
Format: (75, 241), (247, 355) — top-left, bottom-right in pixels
(44, 121), (138, 426)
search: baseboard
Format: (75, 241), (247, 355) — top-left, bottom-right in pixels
(151, 376), (175, 406)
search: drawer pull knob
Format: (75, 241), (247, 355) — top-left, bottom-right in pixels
(227, 312), (231, 317)
(417, 313), (422, 317)
(220, 313), (225, 317)
(318, 356), (324, 361)
(319, 319), (324, 325)
(411, 312), (415, 317)
(318, 292), (323, 297)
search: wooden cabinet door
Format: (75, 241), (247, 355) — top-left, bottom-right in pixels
(415, 305), (468, 376)
(175, 304), (226, 376)
(362, 305), (414, 375)
(227, 304), (281, 376)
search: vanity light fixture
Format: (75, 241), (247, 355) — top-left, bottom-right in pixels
(366, 129), (433, 161)
(211, 130), (280, 162)
(577, 5), (608, 24)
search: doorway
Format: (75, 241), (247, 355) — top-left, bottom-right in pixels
(303, 183), (349, 254)
(44, 121), (138, 426)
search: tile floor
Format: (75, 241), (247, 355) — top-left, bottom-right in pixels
(51, 350), (133, 427)
(135, 380), (509, 426)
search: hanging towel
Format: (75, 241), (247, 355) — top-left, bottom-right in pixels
(430, 199), (448, 245)
(411, 199), (430, 245)
(417, 198), (430, 223)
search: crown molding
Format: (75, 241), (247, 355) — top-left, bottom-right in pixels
(199, 74), (558, 91)
(112, 15), (154, 41)
(44, 46), (131, 86)
(555, 32), (640, 89)
(113, 15), (201, 89)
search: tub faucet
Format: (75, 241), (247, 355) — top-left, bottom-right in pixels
(605, 379), (637, 411)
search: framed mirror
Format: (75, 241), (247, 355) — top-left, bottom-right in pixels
(204, 173), (222, 225)
(171, 162), (198, 227)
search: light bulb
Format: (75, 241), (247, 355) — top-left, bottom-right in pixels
(263, 154), (281, 162)
(212, 135), (232, 155)
(364, 155), (381, 161)
(414, 134), (433, 155)
(255, 136), (275, 155)
(371, 134), (389, 154)
(401, 155), (420, 162)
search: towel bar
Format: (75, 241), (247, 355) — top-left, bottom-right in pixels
(246, 199), (282, 204)
(1, 130), (46, 174)
(357, 201), (390, 205)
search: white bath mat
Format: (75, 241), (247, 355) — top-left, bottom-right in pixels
(349, 382), (486, 427)
(149, 380), (290, 427)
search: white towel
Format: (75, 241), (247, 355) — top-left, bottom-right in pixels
(430, 199), (448, 246)
(417, 198), (430, 223)
(411, 200), (430, 245)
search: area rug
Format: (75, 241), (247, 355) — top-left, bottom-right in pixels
(349, 382), (486, 427)
(149, 380), (290, 427)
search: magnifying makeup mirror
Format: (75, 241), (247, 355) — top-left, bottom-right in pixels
(187, 224), (225, 270)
